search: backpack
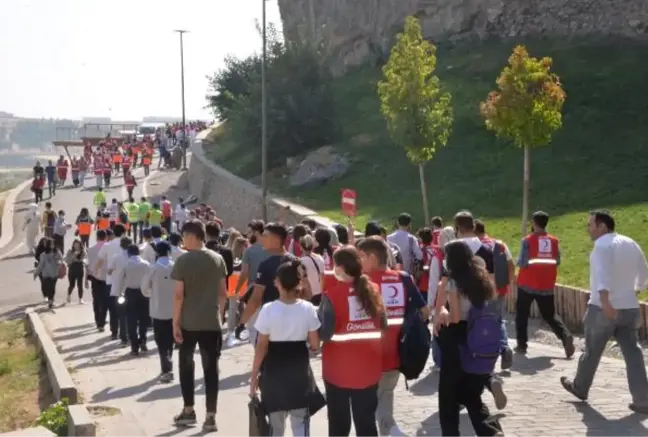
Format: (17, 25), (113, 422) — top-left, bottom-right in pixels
(492, 241), (510, 290)
(409, 237), (424, 281)
(397, 273), (431, 385)
(46, 211), (56, 227)
(459, 303), (501, 375)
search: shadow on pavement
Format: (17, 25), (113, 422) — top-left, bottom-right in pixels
(508, 353), (555, 376)
(409, 369), (439, 397)
(138, 378), (205, 403)
(1, 252), (34, 261)
(0, 303), (36, 321)
(92, 375), (164, 403)
(571, 402), (648, 436)
(220, 371), (250, 391)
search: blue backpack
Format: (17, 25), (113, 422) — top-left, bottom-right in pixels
(459, 303), (501, 374)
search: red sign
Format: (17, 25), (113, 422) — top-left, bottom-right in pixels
(341, 188), (356, 217)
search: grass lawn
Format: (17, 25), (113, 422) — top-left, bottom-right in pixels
(0, 320), (53, 433)
(205, 36), (648, 292)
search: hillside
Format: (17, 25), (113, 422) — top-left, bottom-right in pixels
(204, 37), (648, 289)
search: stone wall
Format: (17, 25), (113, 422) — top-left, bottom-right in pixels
(278, 0), (648, 75)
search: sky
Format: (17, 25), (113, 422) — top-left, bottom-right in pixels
(0, 0), (282, 121)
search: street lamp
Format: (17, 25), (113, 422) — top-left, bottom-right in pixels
(174, 29), (189, 170)
(260, 0), (268, 221)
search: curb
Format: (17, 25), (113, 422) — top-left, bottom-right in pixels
(0, 426), (56, 437)
(24, 308), (78, 404)
(67, 405), (96, 436)
(0, 179), (31, 250)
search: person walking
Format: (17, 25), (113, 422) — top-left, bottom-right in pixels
(87, 230), (109, 332)
(52, 210), (71, 254)
(515, 211), (575, 358)
(33, 238), (65, 309)
(65, 239), (86, 304)
(75, 208), (94, 248)
(41, 202), (57, 239)
(560, 210), (648, 414)
(171, 221), (228, 432)
(23, 203), (40, 255)
(142, 241), (176, 382)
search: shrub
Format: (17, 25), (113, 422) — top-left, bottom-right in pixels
(37, 399), (68, 436)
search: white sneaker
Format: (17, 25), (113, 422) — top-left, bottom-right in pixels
(389, 425), (407, 436)
(44, 297), (49, 303)
(66, 295), (71, 304)
(226, 335), (237, 348)
(79, 299), (85, 304)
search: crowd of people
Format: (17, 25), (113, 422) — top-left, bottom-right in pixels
(23, 180), (648, 436)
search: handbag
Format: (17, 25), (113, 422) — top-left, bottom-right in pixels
(307, 366), (326, 416)
(248, 395), (271, 436)
(57, 263), (67, 279)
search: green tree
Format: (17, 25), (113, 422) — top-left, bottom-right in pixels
(480, 45), (566, 234)
(377, 16), (453, 224)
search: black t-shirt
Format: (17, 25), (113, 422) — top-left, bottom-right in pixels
(256, 253), (296, 304)
(206, 241), (234, 279)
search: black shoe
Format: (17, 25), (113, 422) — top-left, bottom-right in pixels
(140, 343), (148, 352)
(97, 326), (105, 332)
(111, 333), (118, 340)
(560, 376), (587, 401)
(564, 336), (576, 359)
(514, 345), (527, 354)
(48, 300), (53, 310)
(120, 339), (128, 347)
(174, 410), (197, 426)
(130, 350), (139, 357)
(234, 324), (245, 340)
(202, 415), (217, 432)
(629, 403), (648, 414)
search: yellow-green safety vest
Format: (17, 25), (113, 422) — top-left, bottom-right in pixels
(126, 202), (140, 223)
(148, 209), (163, 226)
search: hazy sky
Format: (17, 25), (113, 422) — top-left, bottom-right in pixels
(0, 0), (282, 121)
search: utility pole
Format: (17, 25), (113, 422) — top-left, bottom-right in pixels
(174, 29), (189, 170)
(260, 0), (268, 222)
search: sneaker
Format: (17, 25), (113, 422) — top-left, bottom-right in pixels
(120, 339), (128, 347)
(564, 336), (575, 359)
(628, 403), (648, 414)
(140, 343), (148, 352)
(66, 295), (71, 304)
(514, 345), (527, 354)
(48, 300), (53, 310)
(226, 335), (237, 348)
(389, 425), (406, 436)
(43, 297), (48, 303)
(129, 350), (139, 357)
(490, 377), (508, 410)
(500, 346), (513, 370)
(202, 415), (217, 433)
(79, 299), (85, 305)
(560, 376), (587, 401)
(174, 410), (197, 426)
(111, 333), (118, 340)
(97, 326), (105, 333)
(234, 324), (246, 340)
(160, 372), (174, 383)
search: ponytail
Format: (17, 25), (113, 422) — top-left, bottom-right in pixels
(352, 274), (384, 320)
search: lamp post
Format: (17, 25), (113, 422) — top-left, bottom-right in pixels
(174, 29), (189, 170)
(260, 0), (268, 221)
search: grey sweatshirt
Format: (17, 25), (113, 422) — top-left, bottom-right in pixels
(142, 257), (175, 320)
(36, 251), (63, 279)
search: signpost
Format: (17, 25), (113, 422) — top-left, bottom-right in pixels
(341, 188), (357, 217)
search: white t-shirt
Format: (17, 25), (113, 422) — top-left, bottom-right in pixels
(109, 203), (119, 220)
(254, 299), (321, 341)
(171, 246), (187, 261)
(300, 254), (325, 296)
(98, 239), (124, 285)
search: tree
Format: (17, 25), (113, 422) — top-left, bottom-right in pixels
(377, 16), (453, 224)
(480, 45), (566, 234)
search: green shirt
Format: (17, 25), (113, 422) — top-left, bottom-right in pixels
(139, 202), (151, 221)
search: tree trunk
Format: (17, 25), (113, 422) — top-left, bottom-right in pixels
(418, 163), (430, 225)
(521, 145), (530, 235)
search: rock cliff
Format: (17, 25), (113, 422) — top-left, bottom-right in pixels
(278, 0), (648, 74)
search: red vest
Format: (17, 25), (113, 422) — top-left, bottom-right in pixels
(321, 278), (383, 389)
(122, 156), (131, 168)
(432, 229), (440, 246)
(369, 269), (406, 371)
(162, 200), (172, 218)
(517, 232), (559, 292)
(125, 177), (135, 189)
(94, 159), (103, 175)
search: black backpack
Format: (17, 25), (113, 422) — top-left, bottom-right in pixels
(397, 273), (431, 386)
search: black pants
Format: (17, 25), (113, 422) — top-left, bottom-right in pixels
(515, 288), (571, 349)
(53, 234), (65, 254)
(129, 222), (139, 243)
(161, 217), (171, 234)
(103, 173), (111, 186)
(153, 319), (174, 374)
(42, 277), (57, 301)
(108, 293), (128, 341)
(80, 235), (90, 248)
(125, 288), (149, 352)
(67, 263), (84, 299)
(34, 189), (43, 203)
(127, 187), (134, 199)
(143, 165), (150, 176)
(90, 277), (108, 328)
(324, 381), (378, 436)
(179, 330), (222, 413)
(437, 323), (502, 436)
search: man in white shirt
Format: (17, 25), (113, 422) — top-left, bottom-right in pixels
(96, 224), (129, 341)
(87, 230), (108, 332)
(174, 202), (188, 231)
(387, 213), (422, 274)
(561, 210), (648, 414)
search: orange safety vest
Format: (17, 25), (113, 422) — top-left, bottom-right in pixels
(97, 218), (110, 230)
(142, 154), (152, 165)
(321, 278), (383, 389)
(112, 154), (121, 163)
(369, 269), (406, 371)
(516, 232), (559, 293)
(227, 272), (247, 296)
(77, 218), (92, 236)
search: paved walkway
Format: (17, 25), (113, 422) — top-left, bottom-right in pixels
(2, 150), (648, 435)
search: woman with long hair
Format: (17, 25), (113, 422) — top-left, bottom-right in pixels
(313, 228), (334, 270)
(225, 229), (243, 250)
(434, 240), (503, 436)
(65, 239), (86, 304)
(250, 259), (321, 436)
(319, 246), (386, 436)
(299, 235), (325, 306)
(33, 237), (64, 309)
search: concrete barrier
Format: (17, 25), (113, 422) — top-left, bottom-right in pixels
(67, 405), (95, 436)
(24, 308), (78, 404)
(0, 426), (56, 437)
(0, 179), (31, 250)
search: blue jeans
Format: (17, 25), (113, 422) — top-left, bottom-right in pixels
(490, 295), (509, 352)
(573, 305), (648, 404)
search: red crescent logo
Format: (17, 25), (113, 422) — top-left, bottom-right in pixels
(389, 285), (398, 298)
